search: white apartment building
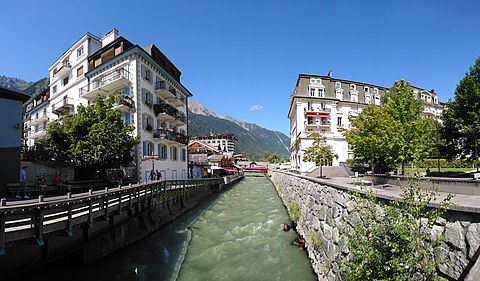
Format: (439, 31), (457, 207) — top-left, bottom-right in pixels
(24, 28), (191, 182)
(288, 72), (444, 174)
(190, 133), (241, 154)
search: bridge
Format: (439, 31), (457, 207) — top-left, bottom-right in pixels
(0, 174), (244, 278)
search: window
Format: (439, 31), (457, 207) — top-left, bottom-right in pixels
(318, 89), (325, 97)
(375, 95), (381, 105)
(350, 84), (356, 90)
(364, 86), (369, 92)
(181, 148), (186, 162)
(141, 64), (152, 82)
(142, 141), (154, 156)
(310, 78), (321, 84)
(142, 88), (153, 106)
(337, 117), (342, 126)
(159, 144), (168, 160)
(52, 85), (57, 94)
(336, 91), (343, 101)
(373, 88), (379, 94)
(310, 88), (315, 97)
(77, 66), (84, 77)
(63, 76), (69, 86)
(171, 146), (178, 161)
(335, 82), (341, 89)
(77, 46), (84, 58)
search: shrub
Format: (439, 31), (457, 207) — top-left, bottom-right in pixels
(340, 179), (454, 281)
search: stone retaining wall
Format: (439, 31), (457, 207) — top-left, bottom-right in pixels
(270, 171), (480, 281)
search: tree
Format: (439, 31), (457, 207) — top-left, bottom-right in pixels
(441, 56), (480, 160)
(302, 132), (337, 178)
(36, 95), (139, 175)
(343, 105), (401, 183)
(340, 180), (454, 281)
(383, 80), (439, 174)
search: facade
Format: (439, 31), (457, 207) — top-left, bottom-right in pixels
(0, 87), (30, 197)
(190, 133), (240, 154)
(23, 28), (192, 182)
(23, 88), (50, 147)
(288, 72), (444, 174)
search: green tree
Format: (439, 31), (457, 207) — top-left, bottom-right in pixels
(37, 95), (139, 175)
(384, 80), (439, 174)
(340, 180), (454, 281)
(441, 56), (480, 160)
(343, 105), (401, 183)
(302, 132), (337, 178)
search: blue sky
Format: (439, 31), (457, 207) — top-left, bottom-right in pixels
(1, 0), (479, 136)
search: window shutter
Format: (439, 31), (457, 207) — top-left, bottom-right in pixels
(143, 141), (147, 156)
(158, 144), (161, 158)
(141, 64), (144, 78)
(152, 143), (155, 155)
(142, 113), (146, 129)
(141, 88), (145, 102)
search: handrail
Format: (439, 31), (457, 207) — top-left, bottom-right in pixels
(0, 177), (230, 250)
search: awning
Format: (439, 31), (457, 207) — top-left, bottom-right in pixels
(305, 112), (329, 117)
(222, 168), (237, 172)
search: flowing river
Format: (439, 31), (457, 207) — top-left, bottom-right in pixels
(13, 174), (316, 281)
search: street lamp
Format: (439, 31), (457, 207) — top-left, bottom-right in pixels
(436, 141), (441, 173)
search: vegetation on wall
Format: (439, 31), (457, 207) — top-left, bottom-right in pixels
(340, 180), (454, 281)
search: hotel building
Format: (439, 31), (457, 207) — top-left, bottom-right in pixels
(288, 72), (444, 174)
(23, 28), (191, 182)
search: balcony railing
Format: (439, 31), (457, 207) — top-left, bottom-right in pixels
(79, 69), (130, 99)
(31, 110), (48, 125)
(153, 129), (188, 144)
(52, 97), (74, 115)
(53, 61), (71, 77)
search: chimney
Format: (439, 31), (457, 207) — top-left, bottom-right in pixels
(101, 28), (119, 47)
(327, 70), (332, 77)
(431, 89), (435, 94)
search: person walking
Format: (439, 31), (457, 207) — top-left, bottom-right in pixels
(16, 165), (29, 199)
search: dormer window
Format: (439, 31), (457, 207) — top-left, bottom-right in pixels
(364, 86), (369, 92)
(373, 88), (379, 94)
(335, 82), (341, 89)
(350, 84), (356, 90)
(310, 78), (322, 84)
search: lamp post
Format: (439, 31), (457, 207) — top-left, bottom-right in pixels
(436, 141), (441, 173)
(476, 139), (478, 172)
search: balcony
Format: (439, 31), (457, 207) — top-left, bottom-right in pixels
(30, 127), (47, 139)
(80, 69), (131, 100)
(155, 81), (175, 99)
(153, 102), (177, 122)
(52, 97), (74, 115)
(169, 92), (187, 107)
(173, 112), (187, 126)
(305, 121), (331, 128)
(53, 61), (72, 78)
(153, 129), (188, 145)
(305, 107), (331, 118)
(30, 110), (48, 125)
(112, 96), (134, 113)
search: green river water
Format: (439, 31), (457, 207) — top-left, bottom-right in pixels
(13, 174), (316, 281)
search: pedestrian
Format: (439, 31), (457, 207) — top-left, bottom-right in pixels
(37, 173), (47, 195)
(156, 170), (162, 181)
(63, 174), (71, 193)
(54, 173), (63, 194)
(149, 170), (155, 182)
(16, 165), (29, 199)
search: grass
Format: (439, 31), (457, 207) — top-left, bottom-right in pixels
(403, 167), (475, 177)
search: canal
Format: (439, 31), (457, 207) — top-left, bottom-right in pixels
(12, 173), (316, 281)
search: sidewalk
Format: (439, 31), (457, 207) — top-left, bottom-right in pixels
(324, 176), (480, 214)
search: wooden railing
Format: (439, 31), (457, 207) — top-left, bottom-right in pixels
(0, 175), (243, 255)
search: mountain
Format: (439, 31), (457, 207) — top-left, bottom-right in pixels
(23, 77), (49, 96)
(0, 75), (31, 91)
(0, 75), (49, 97)
(188, 100), (290, 161)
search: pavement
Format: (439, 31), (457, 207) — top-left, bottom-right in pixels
(320, 176), (480, 214)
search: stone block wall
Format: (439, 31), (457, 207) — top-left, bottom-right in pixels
(270, 171), (480, 281)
